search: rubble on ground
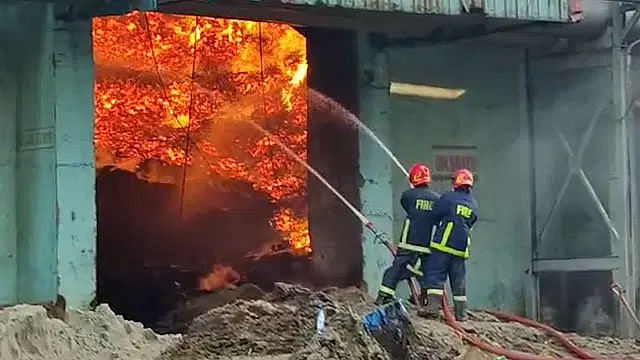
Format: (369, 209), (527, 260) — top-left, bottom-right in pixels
(156, 283), (266, 333)
(159, 283), (640, 360)
(3, 283), (640, 360)
(0, 303), (180, 360)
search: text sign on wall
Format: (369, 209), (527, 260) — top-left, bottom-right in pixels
(432, 145), (478, 180)
(19, 127), (55, 151)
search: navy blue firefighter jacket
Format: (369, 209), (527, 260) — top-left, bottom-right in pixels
(397, 185), (440, 255)
(429, 188), (478, 259)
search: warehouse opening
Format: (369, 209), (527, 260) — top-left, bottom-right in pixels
(92, 12), (361, 331)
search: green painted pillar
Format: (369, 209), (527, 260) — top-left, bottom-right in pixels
(0, 51), (17, 305)
(53, 19), (96, 310)
(358, 32), (394, 297)
(16, 4), (58, 304)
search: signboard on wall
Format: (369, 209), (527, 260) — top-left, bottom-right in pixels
(432, 145), (478, 182)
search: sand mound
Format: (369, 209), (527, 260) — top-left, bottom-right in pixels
(0, 303), (179, 360)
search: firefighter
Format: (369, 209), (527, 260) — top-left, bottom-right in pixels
(375, 163), (440, 305)
(419, 168), (478, 321)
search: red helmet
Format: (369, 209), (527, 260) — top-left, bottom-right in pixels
(452, 169), (474, 188)
(409, 163), (431, 186)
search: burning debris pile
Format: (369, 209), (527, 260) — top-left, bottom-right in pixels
(93, 12), (311, 262)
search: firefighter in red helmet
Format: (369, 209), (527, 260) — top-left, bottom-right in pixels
(419, 168), (478, 321)
(375, 163), (440, 305)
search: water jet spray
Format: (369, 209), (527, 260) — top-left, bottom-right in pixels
(249, 120), (422, 304)
(308, 89), (409, 178)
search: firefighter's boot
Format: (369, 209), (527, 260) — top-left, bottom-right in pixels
(375, 293), (393, 306)
(454, 299), (468, 322)
(418, 293), (442, 319)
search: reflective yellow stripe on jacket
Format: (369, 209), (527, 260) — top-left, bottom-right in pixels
(406, 257), (423, 276)
(379, 285), (396, 296)
(397, 219), (431, 254)
(430, 221), (471, 259)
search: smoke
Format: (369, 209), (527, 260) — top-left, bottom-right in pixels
(574, 295), (613, 337)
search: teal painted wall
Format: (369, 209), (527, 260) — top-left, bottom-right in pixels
(15, 4), (58, 304)
(0, 22), (18, 305)
(385, 43), (533, 314)
(358, 34), (395, 297)
(53, 19), (97, 310)
(0, 3), (96, 309)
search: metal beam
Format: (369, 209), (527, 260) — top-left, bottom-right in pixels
(533, 257), (620, 272)
(622, 6), (640, 41)
(611, 1), (635, 337)
(538, 99), (608, 244)
(555, 131), (620, 240)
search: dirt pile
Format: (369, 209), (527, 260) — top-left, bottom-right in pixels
(458, 312), (640, 358)
(159, 283), (640, 360)
(159, 283), (389, 360)
(156, 283), (267, 333)
(0, 303), (179, 360)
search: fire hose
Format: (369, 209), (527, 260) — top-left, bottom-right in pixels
(440, 292), (635, 360)
(611, 282), (640, 331)
(363, 222), (423, 305)
(249, 121), (422, 304)
(249, 117), (619, 360)
(440, 295), (580, 360)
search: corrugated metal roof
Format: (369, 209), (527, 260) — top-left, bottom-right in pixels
(280, 0), (461, 16)
(278, 0), (579, 22)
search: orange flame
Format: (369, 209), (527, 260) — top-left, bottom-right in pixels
(198, 264), (241, 291)
(93, 12), (311, 256)
(271, 208), (311, 255)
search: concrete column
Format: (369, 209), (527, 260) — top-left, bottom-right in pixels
(16, 4), (58, 304)
(610, 3), (635, 337)
(521, 49), (537, 319)
(358, 32), (394, 297)
(307, 29), (362, 287)
(0, 50), (17, 305)
(53, 19), (96, 309)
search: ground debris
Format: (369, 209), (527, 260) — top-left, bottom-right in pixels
(5, 284), (640, 360)
(159, 283), (640, 360)
(0, 304), (179, 360)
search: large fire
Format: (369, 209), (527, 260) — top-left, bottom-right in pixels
(93, 13), (311, 258)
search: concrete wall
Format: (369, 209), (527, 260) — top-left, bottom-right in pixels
(385, 42), (533, 313)
(358, 33), (395, 296)
(0, 3), (96, 309)
(15, 3), (58, 304)
(53, 17), (97, 310)
(0, 7), (19, 305)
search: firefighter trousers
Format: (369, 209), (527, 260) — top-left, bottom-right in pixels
(379, 250), (427, 297)
(421, 250), (466, 300)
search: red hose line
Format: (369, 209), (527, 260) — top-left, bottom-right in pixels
(486, 310), (594, 359)
(437, 292), (630, 360)
(440, 296), (574, 360)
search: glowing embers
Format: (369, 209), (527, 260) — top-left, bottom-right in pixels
(198, 264), (241, 291)
(93, 12), (311, 256)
